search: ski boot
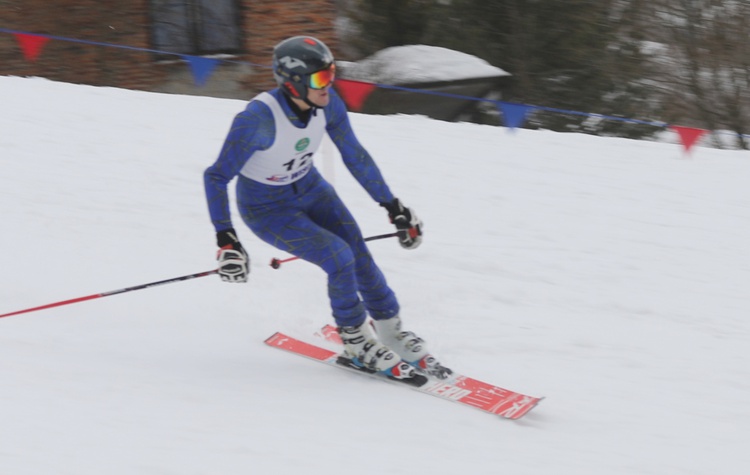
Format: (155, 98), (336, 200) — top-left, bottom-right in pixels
(337, 322), (427, 387)
(372, 316), (453, 380)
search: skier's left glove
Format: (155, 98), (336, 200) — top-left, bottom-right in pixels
(216, 228), (249, 283)
(380, 198), (423, 249)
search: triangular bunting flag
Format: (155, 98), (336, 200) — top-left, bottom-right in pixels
(14, 33), (50, 62)
(182, 55), (219, 86)
(669, 125), (707, 153)
(334, 79), (377, 112)
(497, 101), (531, 130)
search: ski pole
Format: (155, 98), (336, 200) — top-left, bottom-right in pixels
(270, 232), (399, 269)
(0, 269), (218, 319)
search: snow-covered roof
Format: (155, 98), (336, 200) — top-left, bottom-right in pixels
(340, 44), (510, 84)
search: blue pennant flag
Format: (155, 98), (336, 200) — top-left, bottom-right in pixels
(182, 55), (219, 86)
(497, 101), (531, 130)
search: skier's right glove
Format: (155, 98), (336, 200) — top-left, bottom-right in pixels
(380, 198), (423, 249)
(216, 228), (249, 283)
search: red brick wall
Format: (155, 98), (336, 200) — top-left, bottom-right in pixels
(242, 0), (340, 91)
(0, 1), (160, 90)
(0, 0), (339, 96)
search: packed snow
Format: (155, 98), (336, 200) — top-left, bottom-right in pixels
(1, 76), (749, 475)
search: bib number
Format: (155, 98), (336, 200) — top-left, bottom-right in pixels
(283, 152), (313, 172)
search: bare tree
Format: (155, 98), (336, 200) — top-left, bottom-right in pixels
(339, 0), (750, 146)
(652, 0), (750, 148)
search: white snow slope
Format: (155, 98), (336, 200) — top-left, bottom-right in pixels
(1, 76), (749, 475)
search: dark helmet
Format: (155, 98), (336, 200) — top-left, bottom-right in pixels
(272, 36), (335, 100)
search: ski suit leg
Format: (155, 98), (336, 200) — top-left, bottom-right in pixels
(237, 173), (398, 326)
(242, 207), (365, 326)
(303, 179), (399, 321)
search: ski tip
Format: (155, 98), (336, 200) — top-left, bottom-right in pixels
(500, 396), (545, 420)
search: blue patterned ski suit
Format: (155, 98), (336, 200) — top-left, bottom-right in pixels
(204, 88), (399, 327)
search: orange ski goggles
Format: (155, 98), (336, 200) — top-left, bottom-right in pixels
(309, 63), (336, 89)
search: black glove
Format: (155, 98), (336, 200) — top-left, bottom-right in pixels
(216, 228), (249, 283)
(380, 198), (423, 249)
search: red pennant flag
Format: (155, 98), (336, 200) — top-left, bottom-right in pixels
(334, 79), (377, 112)
(669, 125), (707, 153)
(14, 33), (50, 62)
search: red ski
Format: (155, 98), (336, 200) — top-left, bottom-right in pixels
(265, 329), (543, 420)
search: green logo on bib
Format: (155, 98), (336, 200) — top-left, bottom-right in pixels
(295, 138), (310, 152)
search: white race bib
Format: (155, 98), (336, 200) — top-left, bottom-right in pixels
(239, 92), (326, 186)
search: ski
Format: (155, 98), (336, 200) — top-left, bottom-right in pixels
(265, 329), (543, 420)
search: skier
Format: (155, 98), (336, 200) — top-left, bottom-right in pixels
(203, 36), (451, 381)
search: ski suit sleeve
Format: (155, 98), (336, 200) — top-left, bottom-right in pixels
(325, 89), (395, 204)
(204, 102), (275, 232)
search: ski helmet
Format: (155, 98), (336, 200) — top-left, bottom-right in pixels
(272, 36), (335, 101)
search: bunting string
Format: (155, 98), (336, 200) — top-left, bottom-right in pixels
(2, 27), (746, 153)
